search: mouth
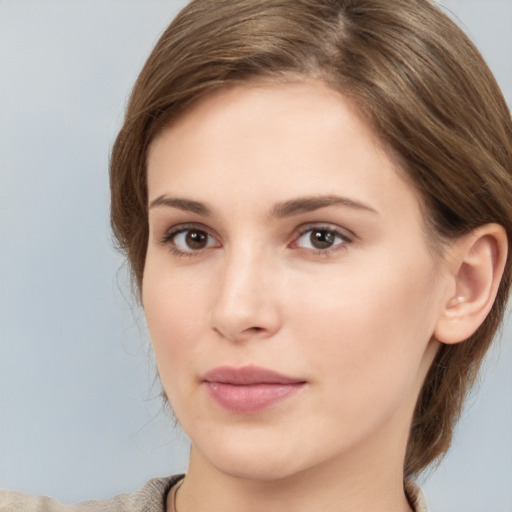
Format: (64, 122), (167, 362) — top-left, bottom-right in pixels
(202, 365), (306, 414)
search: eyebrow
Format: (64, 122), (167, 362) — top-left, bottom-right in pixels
(148, 195), (212, 216)
(148, 194), (378, 218)
(270, 195), (378, 217)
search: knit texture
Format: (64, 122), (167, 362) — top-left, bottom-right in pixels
(1, 476), (428, 511)
(0, 476), (181, 512)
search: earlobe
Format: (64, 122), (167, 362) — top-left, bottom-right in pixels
(434, 224), (508, 345)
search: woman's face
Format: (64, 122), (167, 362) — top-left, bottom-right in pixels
(144, 81), (450, 481)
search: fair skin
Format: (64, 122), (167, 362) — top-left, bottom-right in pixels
(143, 81), (506, 512)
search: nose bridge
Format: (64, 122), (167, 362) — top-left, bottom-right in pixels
(210, 241), (280, 340)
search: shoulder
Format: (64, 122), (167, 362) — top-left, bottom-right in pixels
(405, 479), (429, 512)
(0, 475), (183, 512)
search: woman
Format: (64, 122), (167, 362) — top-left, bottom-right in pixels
(2, 0), (511, 510)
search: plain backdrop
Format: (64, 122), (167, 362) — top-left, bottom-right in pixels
(0, 1), (511, 511)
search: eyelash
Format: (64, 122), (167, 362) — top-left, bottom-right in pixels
(292, 224), (352, 255)
(160, 223), (219, 257)
(160, 223), (353, 257)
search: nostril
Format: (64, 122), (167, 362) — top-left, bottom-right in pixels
(246, 326), (264, 333)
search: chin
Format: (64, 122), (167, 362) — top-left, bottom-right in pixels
(212, 455), (306, 483)
(190, 431), (314, 482)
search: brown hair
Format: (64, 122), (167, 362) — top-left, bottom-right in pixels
(110, 0), (512, 476)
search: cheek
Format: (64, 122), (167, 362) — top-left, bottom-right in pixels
(142, 264), (211, 383)
(287, 250), (441, 407)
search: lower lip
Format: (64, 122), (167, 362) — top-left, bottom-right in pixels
(204, 382), (304, 414)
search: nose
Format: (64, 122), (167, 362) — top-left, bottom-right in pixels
(209, 248), (282, 342)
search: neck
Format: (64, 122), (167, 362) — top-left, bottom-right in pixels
(173, 433), (414, 512)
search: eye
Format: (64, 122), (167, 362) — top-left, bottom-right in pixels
(162, 225), (220, 256)
(293, 226), (350, 252)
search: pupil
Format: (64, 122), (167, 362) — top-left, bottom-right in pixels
(311, 230), (334, 249)
(186, 230), (207, 249)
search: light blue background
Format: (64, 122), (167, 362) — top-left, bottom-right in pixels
(1, 2), (511, 511)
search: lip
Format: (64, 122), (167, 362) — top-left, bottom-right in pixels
(202, 365), (306, 414)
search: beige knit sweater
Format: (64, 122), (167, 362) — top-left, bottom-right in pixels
(0, 476), (428, 511)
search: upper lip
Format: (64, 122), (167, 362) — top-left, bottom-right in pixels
(202, 365), (305, 385)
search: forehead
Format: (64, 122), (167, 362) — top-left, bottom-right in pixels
(146, 80), (423, 223)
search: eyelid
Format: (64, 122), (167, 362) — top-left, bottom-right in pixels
(294, 222), (354, 241)
(160, 222), (221, 255)
(289, 223), (354, 253)
(160, 222), (217, 241)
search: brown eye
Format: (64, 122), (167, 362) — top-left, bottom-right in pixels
(167, 227), (219, 255)
(185, 230), (208, 249)
(294, 227), (349, 252)
(310, 230), (335, 249)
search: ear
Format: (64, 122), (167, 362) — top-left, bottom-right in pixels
(434, 223), (508, 345)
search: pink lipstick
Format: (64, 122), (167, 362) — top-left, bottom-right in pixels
(202, 365), (305, 414)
